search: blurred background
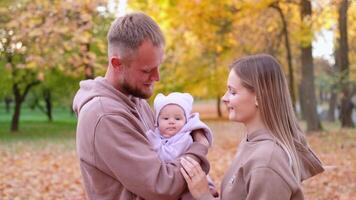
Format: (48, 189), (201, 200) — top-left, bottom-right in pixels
(0, 0), (355, 199)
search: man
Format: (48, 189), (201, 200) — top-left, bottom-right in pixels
(73, 12), (210, 200)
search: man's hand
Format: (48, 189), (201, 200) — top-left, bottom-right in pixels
(191, 129), (209, 147)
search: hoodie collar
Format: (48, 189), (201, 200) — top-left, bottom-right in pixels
(246, 129), (274, 142)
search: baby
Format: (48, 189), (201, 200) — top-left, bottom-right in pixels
(146, 92), (218, 199)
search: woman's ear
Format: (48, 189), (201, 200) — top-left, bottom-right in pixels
(255, 96), (258, 107)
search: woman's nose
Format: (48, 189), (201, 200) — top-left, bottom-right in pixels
(221, 92), (229, 104)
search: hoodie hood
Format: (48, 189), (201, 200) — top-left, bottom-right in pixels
(294, 139), (324, 181)
(246, 129), (324, 181)
(72, 77), (139, 116)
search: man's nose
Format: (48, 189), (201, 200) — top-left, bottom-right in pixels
(150, 68), (160, 82)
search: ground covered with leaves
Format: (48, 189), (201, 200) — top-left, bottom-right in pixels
(1, 121), (355, 200)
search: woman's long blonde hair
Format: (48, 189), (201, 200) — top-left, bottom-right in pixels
(230, 54), (305, 182)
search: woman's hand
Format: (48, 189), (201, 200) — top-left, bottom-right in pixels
(180, 157), (210, 199)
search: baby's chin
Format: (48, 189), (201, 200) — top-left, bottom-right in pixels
(161, 131), (178, 138)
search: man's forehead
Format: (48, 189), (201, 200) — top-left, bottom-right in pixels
(135, 48), (164, 65)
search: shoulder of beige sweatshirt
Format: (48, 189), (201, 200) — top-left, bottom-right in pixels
(73, 77), (210, 200)
(198, 129), (324, 200)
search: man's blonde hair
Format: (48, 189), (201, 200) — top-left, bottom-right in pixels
(107, 12), (165, 59)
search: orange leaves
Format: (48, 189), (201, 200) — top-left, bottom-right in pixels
(301, 130), (356, 200)
(0, 126), (355, 199)
(0, 143), (86, 200)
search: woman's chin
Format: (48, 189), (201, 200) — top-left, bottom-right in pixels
(228, 114), (242, 123)
(228, 113), (236, 121)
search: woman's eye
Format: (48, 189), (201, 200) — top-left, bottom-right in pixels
(229, 90), (236, 95)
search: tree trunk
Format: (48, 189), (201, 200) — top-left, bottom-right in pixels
(10, 81), (40, 132)
(84, 43), (94, 79)
(11, 98), (21, 132)
(327, 90), (337, 122)
(11, 84), (22, 132)
(339, 91), (354, 126)
(319, 89), (323, 103)
(43, 88), (52, 122)
(216, 95), (222, 118)
(298, 84), (306, 119)
(270, 2), (296, 110)
(338, 0), (353, 127)
(299, 0), (322, 131)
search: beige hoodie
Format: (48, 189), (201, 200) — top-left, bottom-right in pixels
(199, 129), (324, 200)
(73, 77), (210, 200)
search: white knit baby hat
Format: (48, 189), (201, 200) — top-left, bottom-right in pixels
(154, 92), (194, 124)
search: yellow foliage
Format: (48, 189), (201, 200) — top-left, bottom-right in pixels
(26, 62), (38, 70)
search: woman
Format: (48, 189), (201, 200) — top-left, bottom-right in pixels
(180, 54), (324, 200)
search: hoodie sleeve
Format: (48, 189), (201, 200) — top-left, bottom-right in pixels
(185, 113), (213, 146)
(94, 114), (209, 200)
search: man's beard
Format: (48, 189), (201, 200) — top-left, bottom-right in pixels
(121, 78), (152, 99)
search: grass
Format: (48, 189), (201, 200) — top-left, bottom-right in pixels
(0, 105), (77, 151)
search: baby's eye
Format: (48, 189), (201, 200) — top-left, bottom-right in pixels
(163, 117), (169, 120)
(175, 117), (181, 120)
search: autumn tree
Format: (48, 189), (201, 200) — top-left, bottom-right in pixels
(0, 0), (109, 130)
(41, 0), (109, 120)
(0, 2), (43, 132)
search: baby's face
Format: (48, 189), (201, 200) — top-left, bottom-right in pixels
(158, 104), (186, 138)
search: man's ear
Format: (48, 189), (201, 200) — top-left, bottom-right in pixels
(110, 57), (122, 69)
